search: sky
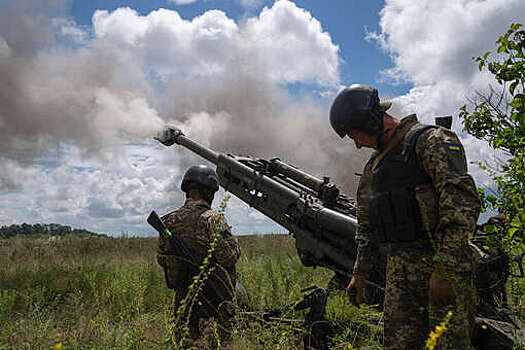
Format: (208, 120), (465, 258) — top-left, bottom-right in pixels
(0, 0), (523, 236)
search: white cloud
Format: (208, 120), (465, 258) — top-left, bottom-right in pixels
(168, 0), (198, 5)
(0, 36), (11, 58)
(373, 0), (525, 108)
(0, 141), (283, 235)
(370, 0), (525, 189)
(239, 0), (264, 8)
(167, 0), (267, 9)
(92, 1), (339, 86)
(53, 18), (89, 44)
(0, 158), (36, 190)
(243, 0), (339, 86)
(375, 0), (524, 86)
(93, 7), (150, 45)
(1, 142), (186, 235)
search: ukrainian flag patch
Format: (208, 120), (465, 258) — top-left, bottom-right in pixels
(447, 143), (461, 151)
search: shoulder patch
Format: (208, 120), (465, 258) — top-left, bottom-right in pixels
(447, 143), (461, 151)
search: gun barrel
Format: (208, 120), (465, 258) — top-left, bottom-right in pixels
(175, 134), (219, 165)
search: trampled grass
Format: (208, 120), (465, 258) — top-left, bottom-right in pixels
(0, 235), (382, 349)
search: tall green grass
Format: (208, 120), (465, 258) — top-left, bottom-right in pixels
(0, 235), (381, 349)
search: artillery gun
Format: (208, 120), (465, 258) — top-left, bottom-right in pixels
(153, 125), (523, 349)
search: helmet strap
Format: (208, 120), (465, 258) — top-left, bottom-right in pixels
(374, 111), (385, 148)
(201, 188), (215, 205)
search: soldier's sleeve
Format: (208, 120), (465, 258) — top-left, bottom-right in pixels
(353, 159), (381, 276)
(416, 127), (481, 271)
(157, 213), (174, 266)
(157, 236), (170, 267)
(157, 212), (186, 289)
(207, 213), (241, 268)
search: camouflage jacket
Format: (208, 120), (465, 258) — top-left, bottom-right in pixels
(157, 198), (241, 294)
(353, 114), (481, 275)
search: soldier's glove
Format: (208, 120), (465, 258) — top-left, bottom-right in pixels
(430, 269), (456, 308)
(346, 272), (366, 307)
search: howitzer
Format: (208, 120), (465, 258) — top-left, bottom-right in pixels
(154, 125), (525, 349)
(155, 126), (384, 300)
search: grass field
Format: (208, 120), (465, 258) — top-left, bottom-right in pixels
(0, 235), (382, 349)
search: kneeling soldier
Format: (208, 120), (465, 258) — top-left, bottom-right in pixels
(157, 165), (241, 341)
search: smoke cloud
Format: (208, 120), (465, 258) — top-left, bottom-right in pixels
(0, 0), (368, 197)
(0, 6), (163, 158)
(168, 75), (370, 194)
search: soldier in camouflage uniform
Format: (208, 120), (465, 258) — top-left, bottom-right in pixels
(329, 84), (481, 349)
(157, 165), (241, 341)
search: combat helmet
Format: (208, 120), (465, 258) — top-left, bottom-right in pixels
(329, 84), (392, 138)
(181, 165), (220, 193)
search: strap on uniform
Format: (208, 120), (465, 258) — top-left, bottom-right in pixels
(372, 120), (419, 171)
(402, 124), (438, 163)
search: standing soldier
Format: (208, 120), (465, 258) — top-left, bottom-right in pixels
(156, 165), (241, 343)
(329, 84), (480, 349)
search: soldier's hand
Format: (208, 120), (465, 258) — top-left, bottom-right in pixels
(346, 273), (366, 307)
(430, 269), (456, 308)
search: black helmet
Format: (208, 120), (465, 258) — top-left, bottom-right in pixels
(181, 165), (219, 193)
(329, 84), (392, 138)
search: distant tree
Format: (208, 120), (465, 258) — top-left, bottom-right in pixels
(0, 223), (101, 238)
(460, 23), (524, 252)
(49, 223), (61, 233)
(21, 223), (31, 235)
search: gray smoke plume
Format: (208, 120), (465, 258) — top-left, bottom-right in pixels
(0, 1), (369, 196)
(162, 73), (371, 195)
(0, 1), (163, 160)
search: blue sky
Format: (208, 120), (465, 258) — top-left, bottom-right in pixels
(0, 0), (523, 235)
(69, 0), (410, 95)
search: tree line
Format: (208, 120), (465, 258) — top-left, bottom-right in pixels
(0, 223), (103, 239)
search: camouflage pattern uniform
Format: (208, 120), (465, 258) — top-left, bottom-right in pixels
(157, 198), (241, 340)
(353, 114), (480, 349)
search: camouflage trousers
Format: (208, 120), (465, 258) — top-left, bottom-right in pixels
(383, 245), (475, 350)
(172, 289), (234, 346)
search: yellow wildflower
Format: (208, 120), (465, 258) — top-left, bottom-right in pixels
(425, 312), (453, 350)
(53, 343), (63, 350)
(435, 325), (446, 335)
